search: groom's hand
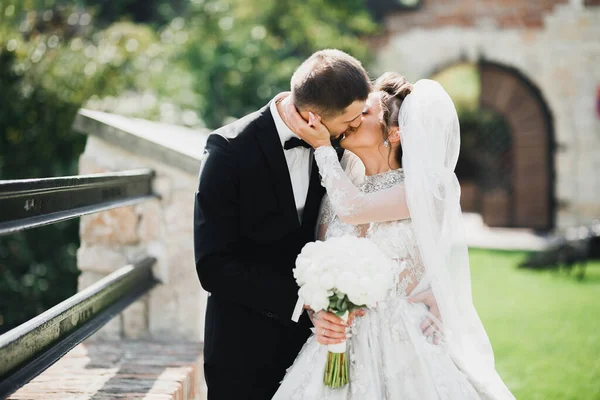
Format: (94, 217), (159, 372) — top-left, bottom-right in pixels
(409, 289), (443, 345)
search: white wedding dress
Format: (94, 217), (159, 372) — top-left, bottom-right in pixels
(273, 149), (483, 400)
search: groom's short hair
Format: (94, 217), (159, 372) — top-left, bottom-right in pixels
(291, 49), (371, 119)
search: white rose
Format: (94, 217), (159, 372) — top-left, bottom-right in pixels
(336, 271), (359, 297)
(299, 285), (329, 312)
(295, 257), (312, 270)
(319, 272), (335, 291)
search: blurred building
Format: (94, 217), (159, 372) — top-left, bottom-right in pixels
(368, 0), (600, 231)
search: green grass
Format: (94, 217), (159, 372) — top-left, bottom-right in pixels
(469, 249), (600, 400)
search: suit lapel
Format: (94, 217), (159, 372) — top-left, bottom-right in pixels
(255, 103), (300, 228)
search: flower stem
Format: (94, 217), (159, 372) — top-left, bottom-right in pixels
(324, 351), (349, 388)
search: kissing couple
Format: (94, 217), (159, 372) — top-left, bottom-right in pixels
(194, 49), (514, 400)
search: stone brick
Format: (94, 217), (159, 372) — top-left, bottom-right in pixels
(174, 283), (204, 341)
(80, 206), (140, 245)
(77, 246), (128, 274)
(138, 200), (164, 241)
(164, 191), (194, 235)
(148, 285), (179, 339)
(153, 175), (173, 204)
(78, 154), (108, 175)
(164, 243), (195, 283)
(147, 241), (168, 284)
(8, 339), (204, 400)
(123, 297), (149, 339)
(92, 313), (122, 341)
(77, 270), (106, 291)
(382, 0), (569, 34)
(147, 280), (203, 341)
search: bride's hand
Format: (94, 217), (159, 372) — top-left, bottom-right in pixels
(281, 98), (332, 149)
(312, 309), (366, 345)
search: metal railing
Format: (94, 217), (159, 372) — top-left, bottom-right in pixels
(0, 169), (155, 235)
(0, 169), (159, 398)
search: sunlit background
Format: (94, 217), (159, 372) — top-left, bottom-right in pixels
(1, 1), (599, 399)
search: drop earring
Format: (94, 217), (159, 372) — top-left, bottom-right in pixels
(383, 140), (389, 148)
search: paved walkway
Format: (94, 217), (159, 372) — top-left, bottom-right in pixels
(463, 213), (551, 251)
(9, 339), (205, 400)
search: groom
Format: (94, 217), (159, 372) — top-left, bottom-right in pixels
(194, 49), (371, 400)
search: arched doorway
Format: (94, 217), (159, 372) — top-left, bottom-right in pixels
(433, 61), (554, 230)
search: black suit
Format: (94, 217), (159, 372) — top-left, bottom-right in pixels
(194, 103), (326, 399)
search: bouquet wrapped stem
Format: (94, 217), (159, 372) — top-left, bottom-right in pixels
(323, 295), (353, 388)
(325, 350), (348, 388)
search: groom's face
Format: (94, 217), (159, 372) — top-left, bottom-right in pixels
(320, 100), (366, 138)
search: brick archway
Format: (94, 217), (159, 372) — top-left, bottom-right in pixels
(477, 61), (554, 230)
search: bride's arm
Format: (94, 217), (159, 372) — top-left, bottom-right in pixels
(281, 104), (410, 225)
(314, 146), (410, 225)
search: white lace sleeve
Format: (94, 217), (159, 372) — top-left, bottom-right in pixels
(316, 194), (334, 241)
(339, 150), (365, 186)
(314, 146), (410, 225)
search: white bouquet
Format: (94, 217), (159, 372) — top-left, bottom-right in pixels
(293, 235), (396, 388)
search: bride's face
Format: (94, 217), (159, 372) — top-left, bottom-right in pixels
(340, 92), (385, 152)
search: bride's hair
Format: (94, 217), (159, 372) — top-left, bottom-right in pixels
(374, 72), (413, 166)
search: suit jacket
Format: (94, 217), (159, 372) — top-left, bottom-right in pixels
(194, 103), (328, 396)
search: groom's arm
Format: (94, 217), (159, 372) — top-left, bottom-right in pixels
(194, 134), (299, 322)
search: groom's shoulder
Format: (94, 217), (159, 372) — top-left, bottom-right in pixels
(208, 103), (271, 148)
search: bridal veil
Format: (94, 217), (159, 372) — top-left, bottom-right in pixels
(400, 80), (514, 399)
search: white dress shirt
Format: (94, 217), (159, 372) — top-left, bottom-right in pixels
(270, 95), (314, 323)
(270, 96), (312, 223)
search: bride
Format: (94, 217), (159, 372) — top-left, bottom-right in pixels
(272, 74), (514, 399)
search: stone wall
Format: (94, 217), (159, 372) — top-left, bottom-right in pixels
(75, 110), (209, 341)
(373, 3), (600, 228)
(383, 0), (569, 31)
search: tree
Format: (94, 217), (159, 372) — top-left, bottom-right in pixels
(0, 0), (173, 333)
(182, 0), (378, 128)
(83, 0), (188, 28)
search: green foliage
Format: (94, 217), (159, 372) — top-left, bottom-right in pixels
(84, 0), (188, 28)
(183, 0), (378, 128)
(455, 108), (511, 188)
(0, 0), (176, 332)
(0, 225), (80, 334)
(433, 63), (480, 112)
(0, 46), (85, 333)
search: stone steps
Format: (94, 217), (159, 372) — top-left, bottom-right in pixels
(8, 339), (205, 400)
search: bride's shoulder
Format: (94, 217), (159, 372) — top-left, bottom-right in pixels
(340, 150), (365, 186)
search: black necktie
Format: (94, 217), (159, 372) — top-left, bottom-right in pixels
(284, 137), (312, 150)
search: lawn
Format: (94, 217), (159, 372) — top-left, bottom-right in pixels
(469, 249), (600, 400)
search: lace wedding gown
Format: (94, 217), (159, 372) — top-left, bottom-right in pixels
(272, 148), (482, 400)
